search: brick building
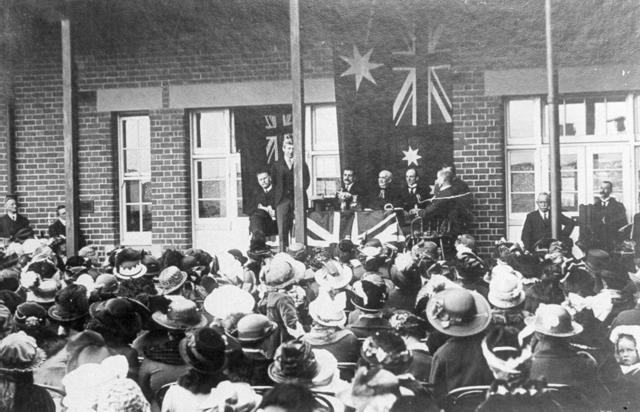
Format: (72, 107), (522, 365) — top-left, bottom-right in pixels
(1, 0), (639, 256)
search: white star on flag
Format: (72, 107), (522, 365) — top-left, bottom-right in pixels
(340, 45), (383, 92)
(402, 146), (422, 166)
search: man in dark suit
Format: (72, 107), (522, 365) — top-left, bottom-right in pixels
(399, 168), (431, 213)
(48, 205), (66, 238)
(271, 136), (310, 250)
(366, 170), (401, 210)
(0, 196), (32, 239)
(248, 171), (278, 237)
(335, 167), (366, 210)
(592, 181), (627, 252)
(521, 192), (575, 252)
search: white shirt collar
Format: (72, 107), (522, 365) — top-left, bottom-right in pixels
(263, 185), (272, 193)
(7, 212), (16, 220)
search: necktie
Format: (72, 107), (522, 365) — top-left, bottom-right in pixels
(543, 212), (548, 221)
(410, 188), (415, 195)
(379, 189), (385, 199)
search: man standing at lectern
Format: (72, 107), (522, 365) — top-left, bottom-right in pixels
(271, 136), (309, 250)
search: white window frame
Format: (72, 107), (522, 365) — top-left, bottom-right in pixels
(304, 104), (341, 199)
(117, 115), (152, 246)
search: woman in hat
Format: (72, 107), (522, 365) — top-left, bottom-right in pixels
(427, 288), (493, 407)
(13, 301), (66, 357)
(161, 327), (227, 412)
(303, 293), (359, 363)
(87, 297), (149, 380)
(488, 272), (528, 331)
(454, 249), (490, 299)
(347, 272), (391, 339)
(258, 383), (324, 412)
(156, 266), (207, 306)
(225, 313), (279, 386)
(258, 253), (306, 343)
(0, 331), (55, 412)
(524, 304), (611, 408)
(268, 338), (348, 396)
(388, 310), (432, 382)
(114, 247), (157, 299)
(137, 295), (207, 404)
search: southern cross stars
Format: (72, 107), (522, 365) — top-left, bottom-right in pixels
(340, 45), (384, 92)
(402, 146), (422, 166)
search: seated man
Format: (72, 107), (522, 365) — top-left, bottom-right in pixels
(419, 166), (472, 236)
(399, 167), (431, 213)
(249, 170), (278, 237)
(0, 196), (32, 239)
(521, 192), (575, 253)
(335, 167), (366, 210)
(366, 170), (401, 210)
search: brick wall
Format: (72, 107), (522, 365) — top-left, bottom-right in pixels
(10, 35), (333, 254)
(452, 68), (506, 256)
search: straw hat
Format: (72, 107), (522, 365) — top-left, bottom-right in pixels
(235, 314), (277, 342)
(113, 248), (147, 280)
(151, 295), (207, 330)
(308, 294), (347, 327)
(262, 253), (305, 290)
(155, 266), (188, 295)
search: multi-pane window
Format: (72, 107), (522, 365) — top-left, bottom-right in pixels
(592, 152), (623, 200)
(545, 96), (628, 138)
(561, 153), (579, 212)
(305, 104), (340, 197)
(508, 150), (536, 214)
(118, 115), (152, 245)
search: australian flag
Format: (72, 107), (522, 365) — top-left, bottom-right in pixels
(332, 4), (453, 194)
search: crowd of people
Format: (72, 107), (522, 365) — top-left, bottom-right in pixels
(0, 209), (637, 411)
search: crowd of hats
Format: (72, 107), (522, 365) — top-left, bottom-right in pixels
(0, 230), (639, 411)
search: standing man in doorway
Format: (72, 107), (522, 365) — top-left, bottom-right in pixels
(271, 136), (309, 251)
(592, 181), (627, 252)
(48, 205), (67, 238)
(521, 192), (575, 253)
(0, 195), (32, 239)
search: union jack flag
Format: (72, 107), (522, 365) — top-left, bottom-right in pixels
(306, 211), (404, 247)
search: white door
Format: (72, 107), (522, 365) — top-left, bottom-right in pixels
(190, 110), (249, 254)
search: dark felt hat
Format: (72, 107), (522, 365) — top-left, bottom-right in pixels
(48, 284), (89, 322)
(179, 327), (226, 374)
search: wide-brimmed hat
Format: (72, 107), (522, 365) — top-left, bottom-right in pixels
(22, 238), (44, 256)
(524, 304), (583, 338)
(95, 274), (119, 294)
(488, 273), (526, 309)
(96, 378), (151, 412)
(89, 297), (149, 337)
(426, 288), (491, 337)
(179, 327), (226, 374)
(203, 285), (255, 320)
(314, 260), (353, 290)
(25, 278), (60, 304)
(48, 284), (90, 322)
(308, 294), (346, 327)
(350, 272), (388, 313)
(24, 260), (59, 280)
(268, 339), (336, 387)
(113, 248), (147, 280)
(286, 243), (307, 262)
(0, 331), (46, 372)
(156, 266), (188, 295)
(227, 249), (248, 265)
(151, 295), (207, 330)
(360, 330), (413, 375)
(262, 253), (305, 290)
(235, 313), (277, 342)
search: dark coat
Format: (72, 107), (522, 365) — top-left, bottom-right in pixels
(0, 214), (31, 239)
(592, 197), (627, 251)
(270, 158), (310, 207)
(419, 180), (473, 235)
(248, 186), (278, 237)
(429, 333), (493, 407)
(398, 183), (432, 211)
(366, 186), (402, 210)
(48, 219), (65, 238)
(248, 186), (276, 216)
(302, 328), (360, 363)
(521, 210), (575, 252)
(336, 182), (368, 209)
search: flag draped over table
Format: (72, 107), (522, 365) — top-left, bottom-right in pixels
(332, 4), (453, 195)
(306, 211), (404, 247)
(235, 106), (292, 214)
